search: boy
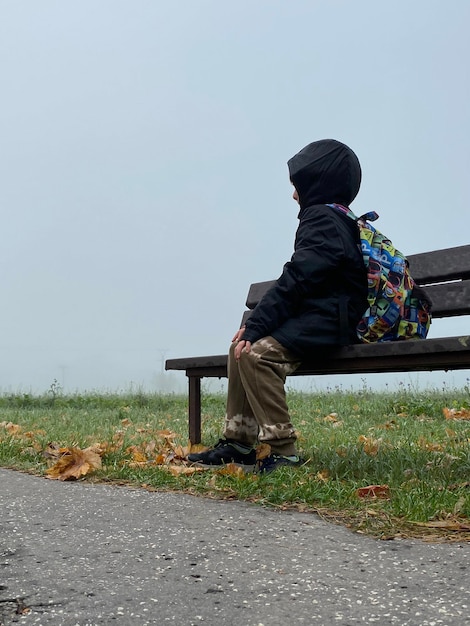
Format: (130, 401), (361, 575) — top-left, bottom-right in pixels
(188, 139), (368, 473)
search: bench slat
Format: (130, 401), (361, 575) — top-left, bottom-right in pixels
(246, 247), (470, 309)
(424, 280), (470, 317)
(408, 245), (470, 283)
(296, 335), (470, 374)
(246, 280), (276, 309)
(166, 355), (228, 371)
(166, 335), (470, 377)
(244, 251), (470, 295)
(246, 278), (470, 319)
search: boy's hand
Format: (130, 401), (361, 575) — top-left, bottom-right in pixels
(232, 326), (252, 360)
(234, 339), (252, 360)
(232, 326), (246, 343)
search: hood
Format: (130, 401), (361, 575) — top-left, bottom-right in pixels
(287, 139), (361, 210)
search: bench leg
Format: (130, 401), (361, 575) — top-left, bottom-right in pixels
(188, 375), (202, 444)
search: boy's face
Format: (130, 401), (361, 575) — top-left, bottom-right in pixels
(292, 188), (300, 204)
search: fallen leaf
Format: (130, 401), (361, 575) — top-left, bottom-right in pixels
(0, 421), (22, 435)
(112, 431), (125, 448)
(358, 435), (381, 456)
(356, 484), (391, 499)
(443, 407), (470, 420)
(189, 443), (209, 454)
(144, 441), (157, 456)
(217, 463), (246, 477)
(256, 443), (271, 460)
(126, 446), (148, 463)
(157, 429), (177, 439)
(448, 481), (470, 490)
(46, 446), (102, 481)
(43, 442), (69, 460)
(166, 465), (204, 476)
(21, 446), (39, 456)
(417, 437), (444, 452)
(171, 443), (191, 459)
(316, 469), (330, 482)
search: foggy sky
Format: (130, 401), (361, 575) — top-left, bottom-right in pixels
(1, 1), (469, 393)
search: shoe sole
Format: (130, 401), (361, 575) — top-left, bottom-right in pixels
(256, 458), (306, 474)
(188, 461), (255, 473)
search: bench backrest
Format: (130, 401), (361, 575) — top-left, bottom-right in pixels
(242, 245), (470, 324)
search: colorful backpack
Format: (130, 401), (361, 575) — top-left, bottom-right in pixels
(329, 204), (432, 343)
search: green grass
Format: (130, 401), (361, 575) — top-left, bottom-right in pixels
(1, 385), (469, 541)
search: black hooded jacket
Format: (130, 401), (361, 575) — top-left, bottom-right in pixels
(242, 139), (368, 356)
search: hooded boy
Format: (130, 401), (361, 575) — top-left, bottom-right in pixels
(188, 139), (368, 473)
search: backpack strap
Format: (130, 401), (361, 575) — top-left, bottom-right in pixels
(327, 202), (380, 224)
(358, 211), (379, 223)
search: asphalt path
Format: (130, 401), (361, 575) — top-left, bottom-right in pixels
(1, 468), (469, 626)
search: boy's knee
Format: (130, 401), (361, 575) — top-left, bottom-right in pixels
(238, 345), (258, 373)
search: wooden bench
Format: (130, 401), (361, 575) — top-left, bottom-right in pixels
(166, 244), (470, 443)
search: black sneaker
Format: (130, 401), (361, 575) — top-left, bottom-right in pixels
(187, 438), (256, 470)
(256, 454), (304, 474)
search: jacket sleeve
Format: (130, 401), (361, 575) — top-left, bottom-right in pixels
(242, 207), (346, 344)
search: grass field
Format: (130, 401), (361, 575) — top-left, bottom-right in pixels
(1, 383), (469, 542)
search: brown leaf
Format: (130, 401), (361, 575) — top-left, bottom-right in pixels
(356, 484), (391, 499)
(448, 481), (470, 490)
(157, 429), (177, 439)
(189, 443), (209, 454)
(417, 437), (443, 452)
(256, 443), (271, 460)
(167, 465), (204, 476)
(217, 463), (246, 477)
(0, 421), (22, 435)
(46, 446), (102, 481)
(316, 469), (330, 482)
(112, 431), (125, 447)
(443, 407), (470, 420)
(126, 446), (148, 463)
(171, 443), (191, 459)
(43, 442), (69, 460)
(144, 441), (157, 456)
(358, 435), (381, 456)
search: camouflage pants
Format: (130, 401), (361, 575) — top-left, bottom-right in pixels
(223, 336), (301, 456)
